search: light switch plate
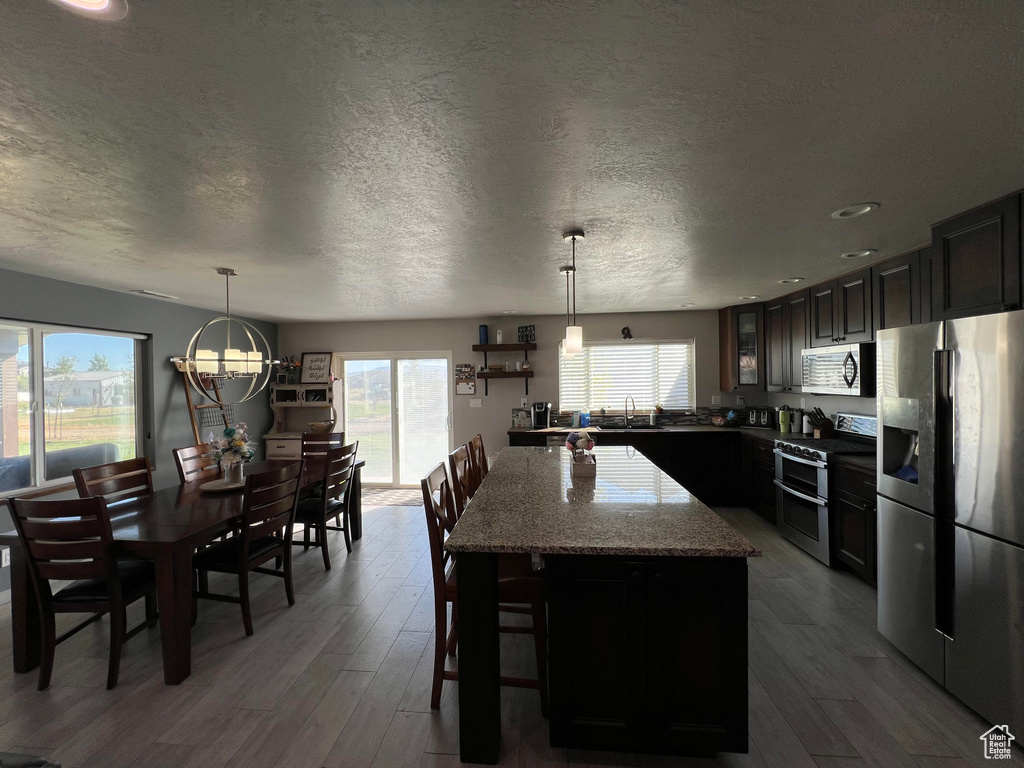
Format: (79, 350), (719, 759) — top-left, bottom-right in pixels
(800, 397), (806, 409)
(1, 547), (8, 568)
(521, 397), (529, 409)
(711, 395), (722, 405)
(470, 399), (482, 408)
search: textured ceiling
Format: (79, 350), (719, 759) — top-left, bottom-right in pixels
(1, 1), (1022, 322)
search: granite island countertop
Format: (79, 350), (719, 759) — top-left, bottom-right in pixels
(445, 446), (761, 558)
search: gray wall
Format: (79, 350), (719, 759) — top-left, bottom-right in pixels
(0, 267), (278, 491)
(280, 310), (720, 467)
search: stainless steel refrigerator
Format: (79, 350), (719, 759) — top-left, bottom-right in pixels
(877, 311), (1024, 736)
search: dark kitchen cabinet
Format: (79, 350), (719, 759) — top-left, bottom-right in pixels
(833, 461), (877, 586)
(547, 555), (748, 756)
(719, 304), (765, 392)
(931, 194), (1022, 320)
(766, 290), (808, 392)
(810, 269), (873, 347)
(872, 249), (923, 331)
(742, 435), (776, 524)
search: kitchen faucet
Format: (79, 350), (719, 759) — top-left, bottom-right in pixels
(624, 395), (636, 428)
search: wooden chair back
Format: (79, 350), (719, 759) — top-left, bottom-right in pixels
(8, 496), (117, 603)
(322, 442), (359, 503)
(448, 444), (474, 519)
(173, 443), (220, 484)
(240, 461), (304, 547)
(421, 463), (458, 594)
(301, 432), (345, 470)
(469, 434), (488, 492)
(74, 457), (154, 504)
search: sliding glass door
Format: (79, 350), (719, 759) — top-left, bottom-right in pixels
(342, 355), (451, 487)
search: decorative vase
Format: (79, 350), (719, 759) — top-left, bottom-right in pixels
(223, 458), (243, 484)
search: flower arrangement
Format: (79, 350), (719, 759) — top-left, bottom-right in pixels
(565, 430), (595, 459)
(278, 355), (301, 384)
(208, 423), (255, 463)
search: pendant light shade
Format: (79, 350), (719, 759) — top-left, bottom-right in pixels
(565, 325), (584, 355)
(561, 229), (585, 355)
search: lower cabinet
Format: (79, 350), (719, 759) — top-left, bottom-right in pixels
(742, 435), (776, 524)
(833, 462), (877, 586)
(546, 555), (748, 756)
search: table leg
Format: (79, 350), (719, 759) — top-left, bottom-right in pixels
(349, 466), (363, 541)
(10, 543), (40, 673)
(155, 546), (194, 684)
(455, 551), (501, 763)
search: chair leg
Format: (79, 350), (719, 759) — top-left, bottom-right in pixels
(145, 591), (158, 628)
(107, 605), (125, 690)
(38, 609), (57, 692)
(341, 508), (352, 554)
(303, 524), (310, 550)
(320, 523), (332, 571)
(531, 598), (549, 718)
(239, 572), (254, 637)
(284, 546), (296, 606)
(431, 601), (448, 710)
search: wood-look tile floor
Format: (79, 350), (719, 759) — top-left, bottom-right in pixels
(0, 504), (1011, 768)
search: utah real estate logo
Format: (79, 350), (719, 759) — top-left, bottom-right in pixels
(980, 725), (1015, 760)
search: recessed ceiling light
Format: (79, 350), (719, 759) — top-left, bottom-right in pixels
(48, 0), (128, 20)
(831, 203), (880, 220)
(777, 278), (804, 284)
(502, 310), (519, 314)
(740, 295), (759, 300)
(679, 303), (695, 308)
(840, 249), (877, 260)
(130, 289), (178, 300)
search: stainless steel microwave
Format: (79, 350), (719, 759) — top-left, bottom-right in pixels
(801, 342), (875, 396)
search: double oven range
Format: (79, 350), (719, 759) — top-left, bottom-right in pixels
(773, 414), (877, 566)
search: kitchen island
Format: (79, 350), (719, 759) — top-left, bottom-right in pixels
(445, 446), (760, 763)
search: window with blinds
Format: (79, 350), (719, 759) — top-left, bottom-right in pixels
(558, 340), (696, 412)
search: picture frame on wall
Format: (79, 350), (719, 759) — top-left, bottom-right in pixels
(517, 324), (536, 343)
(300, 352), (332, 383)
(454, 362), (476, 395)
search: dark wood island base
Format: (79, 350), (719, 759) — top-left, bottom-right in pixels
(546, 555), (748, 757)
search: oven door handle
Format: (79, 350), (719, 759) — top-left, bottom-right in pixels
(773, 449), (828, 469)
(774, 478), (828, 507)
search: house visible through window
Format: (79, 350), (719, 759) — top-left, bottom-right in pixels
(558, 339), (696, 413)
(0, 323), (144, 494)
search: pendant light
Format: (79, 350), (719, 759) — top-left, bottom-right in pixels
(171, 268), (279, 405)
(562, 229), (584, 355)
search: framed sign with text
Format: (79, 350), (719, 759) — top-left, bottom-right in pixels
(300, 352), (332, 384)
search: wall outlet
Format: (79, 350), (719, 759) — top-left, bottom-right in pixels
(1, 547), (8, 568)
(711, 395), (722, 405)
(521, 397), (529, 409)
(470, 399), (482, 408)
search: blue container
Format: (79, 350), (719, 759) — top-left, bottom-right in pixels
(580, 412), (590, 427)
(479, 324), (488, 344)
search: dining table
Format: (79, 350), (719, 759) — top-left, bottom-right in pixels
(444, 446), (761, 763)
(0, 458), (364, 686)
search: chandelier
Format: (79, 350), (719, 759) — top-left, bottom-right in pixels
(171, 268), (279, 405)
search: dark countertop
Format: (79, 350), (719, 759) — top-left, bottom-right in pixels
(834, 453), (878, 472)
(508, 425), (724, 434)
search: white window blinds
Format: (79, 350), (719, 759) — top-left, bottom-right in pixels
(558, 340), (696, 412)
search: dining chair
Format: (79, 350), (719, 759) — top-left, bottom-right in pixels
(173, 443), (220, 484)
(8, 496), (158, 690)
(293, 442), (359, 570)
(468, 433), (489, 492)
(192, 461), (304, 636)
(448, 444), (475, 520)
(73, 456), (154, 503)
(421, 463), (548, 714)
(301, 431), (345, 518)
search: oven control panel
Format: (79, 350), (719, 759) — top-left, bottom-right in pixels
(775, 441), (825, 461)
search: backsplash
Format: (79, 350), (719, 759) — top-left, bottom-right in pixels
(551, 407), (739, 428)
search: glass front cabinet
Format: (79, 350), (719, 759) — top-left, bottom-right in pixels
(719, 303), (765, 392)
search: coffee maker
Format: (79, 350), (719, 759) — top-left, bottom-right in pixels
(531, 402), (552, 429)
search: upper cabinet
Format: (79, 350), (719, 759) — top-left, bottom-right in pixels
(766, 290), (808, 392)
(809, 268), (872, 347)
(719, 304), (764, 392)
(931, 194), (1021, 320)
(872, 250), (923, 331)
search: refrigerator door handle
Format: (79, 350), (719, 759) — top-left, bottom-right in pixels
(948, 351), (956, 469)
